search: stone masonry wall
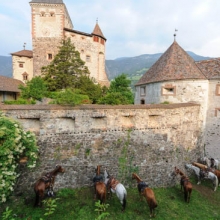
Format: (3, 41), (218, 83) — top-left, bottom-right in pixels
(1, 103), (203, 194)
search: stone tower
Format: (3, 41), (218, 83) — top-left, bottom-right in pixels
(29, 0), (109, 86)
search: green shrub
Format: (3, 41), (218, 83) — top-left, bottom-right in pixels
(0, 112), (39, 203)
(50, 89), (91, 106)
(4, 98), (36, 105)
(19, 76), (47, 101)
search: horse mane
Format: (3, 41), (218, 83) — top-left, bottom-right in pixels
(132, 173), (142, 183)
(96, 165), (101, 176)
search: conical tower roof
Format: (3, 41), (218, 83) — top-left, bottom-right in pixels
(136, 40), (207, 86)
(92, 22), (106, 40)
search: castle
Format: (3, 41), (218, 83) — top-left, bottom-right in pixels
(11, 0), (109, 87)
(135, 37), (220, 159)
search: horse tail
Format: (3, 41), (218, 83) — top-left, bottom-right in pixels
(122, 193), (126, 211)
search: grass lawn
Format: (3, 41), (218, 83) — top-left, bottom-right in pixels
(1, 178), (220, 220)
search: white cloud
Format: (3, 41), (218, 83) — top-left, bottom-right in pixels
(1, 0), (220, 59)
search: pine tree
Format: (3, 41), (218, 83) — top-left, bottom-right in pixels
(42, 38), (90, 91)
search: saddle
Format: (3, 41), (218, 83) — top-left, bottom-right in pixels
(138, 181), (148, 192)
(40, 173), (53, 184)
(93, 175), (103, 183)
(199, 169), (209, 178)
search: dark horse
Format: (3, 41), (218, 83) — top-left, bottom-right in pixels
(34, 165), (65, 207)
(132, 173), (157, 218)
(174, 167), (192, 203)
(93, 165), (106, 204)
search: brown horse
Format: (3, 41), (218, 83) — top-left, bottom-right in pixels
(93, 165), (106, 204)
(34, 165), (65, 207)
(132, 173), (157, 217)
(174, 167), (192, 203)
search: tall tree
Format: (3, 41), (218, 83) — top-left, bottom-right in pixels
(98, 74), (134, 105)
(42, 38), (90, 91)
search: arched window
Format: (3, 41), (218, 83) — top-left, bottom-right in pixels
(50, 12), (55, 17)
(40, 11), (46, 17)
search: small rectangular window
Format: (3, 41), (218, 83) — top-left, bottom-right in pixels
(19, 63), (24, 68)
(86, 55), (91, 62)
(93, 36), (99, 42)
(100, 39), (105, 45)
(215, 84), (220, 96)
(161, 85), (176, 96)
(48, 53), (53, 60)
(140, 86), (146, 96)
(215, 108), (220, 117)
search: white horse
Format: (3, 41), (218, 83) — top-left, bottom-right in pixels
(104, 169), (127, 211)
(198, 157), (220, 169)
(185, 164), (218, 191)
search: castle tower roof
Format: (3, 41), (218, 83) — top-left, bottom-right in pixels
(29, 0), (63, 3)
(11, 50), (33, 58)
(136, 40), (207, 86)
(92, 23), (106, 41)
(196, 58), (220, 80)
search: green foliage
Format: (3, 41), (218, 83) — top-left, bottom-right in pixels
(0, 112), (39, 203)
(98, 74), (134, 105)
(94, 200), (110, 220)
(4, 98), (36, 105)
(42, 38), (90, 91)
(74, 75), (104, 104)
(161, 101), (170, 104)
(49, 88), (91, 106)
(1, 207), (15, 220)
(98, 92), (125, 105)
(43, 198), (60, 217)
(19, 76), (47, 101)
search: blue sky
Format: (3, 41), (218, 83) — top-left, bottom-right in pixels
(1, 0), (220, 60)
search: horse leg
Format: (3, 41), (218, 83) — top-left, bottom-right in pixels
(197, 176), (201, 185)
(188, 189), (192, 203)
(34, 191), (40, 207)
(94, 185), (97, 200)
(184, 188), (188, 202)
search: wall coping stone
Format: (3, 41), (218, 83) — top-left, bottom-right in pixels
(0, 103), (200, 110)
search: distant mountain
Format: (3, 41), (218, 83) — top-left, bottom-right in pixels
(105, 51), (212, 80)
(0, 52), (212, 80)
(0, 56), (12, 78)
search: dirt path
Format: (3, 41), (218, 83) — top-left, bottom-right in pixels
(193, 183), (220, 206)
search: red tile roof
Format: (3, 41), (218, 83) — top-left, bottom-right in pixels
(196, 58), (220, 79)
(136, 40), (207, 86)
(0, 76), (24, 92)
(92, 23), (106, 40)
(11, 50), (33, 58)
